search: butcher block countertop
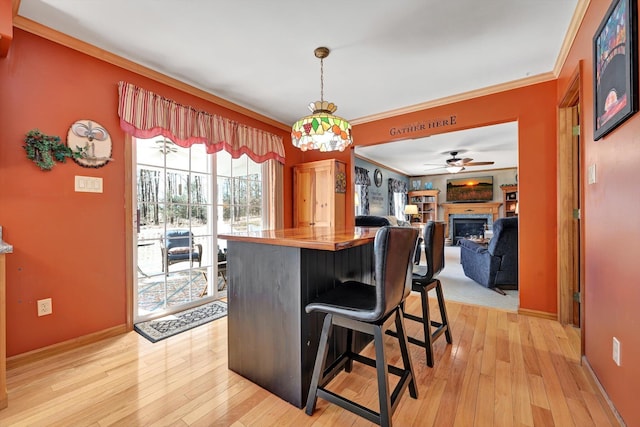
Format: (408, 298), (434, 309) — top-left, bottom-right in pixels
(218, 226), (378, 251)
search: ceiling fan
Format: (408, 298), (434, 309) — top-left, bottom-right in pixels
(425, 151), (495, 173)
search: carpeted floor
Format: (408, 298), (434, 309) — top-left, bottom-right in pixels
(434, 246), (519, 311)
(134, 300), (228, 343)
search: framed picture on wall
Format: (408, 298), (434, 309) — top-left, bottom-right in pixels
(593, 0), (638, 140)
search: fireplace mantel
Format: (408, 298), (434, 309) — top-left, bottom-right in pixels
(442, 202), (502, 237)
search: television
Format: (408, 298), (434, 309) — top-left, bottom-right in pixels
(446, 176), (493, 202)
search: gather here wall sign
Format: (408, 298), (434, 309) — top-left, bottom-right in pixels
(388, 114), (458, 137)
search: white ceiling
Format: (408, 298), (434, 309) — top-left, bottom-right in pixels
(356, 121), (519, 176)
(17, 0), (578, 175)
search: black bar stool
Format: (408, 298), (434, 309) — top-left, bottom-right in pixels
(388, 221), (452, 367)
(304, 226), (419, 427)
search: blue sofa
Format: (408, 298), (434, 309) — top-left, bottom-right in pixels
(458, 217), (518, 291)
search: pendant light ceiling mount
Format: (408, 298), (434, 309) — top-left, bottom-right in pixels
(291, 46), (353, 152)
(314, 46), (330, 60)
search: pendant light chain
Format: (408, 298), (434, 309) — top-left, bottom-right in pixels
(320, 56), (324, 103)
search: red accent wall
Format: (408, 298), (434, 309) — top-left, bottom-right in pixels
(557, 1), (640, 424)
(0, 29), (292, 356)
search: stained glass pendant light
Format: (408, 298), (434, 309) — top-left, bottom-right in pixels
(291, 47), (353, 152)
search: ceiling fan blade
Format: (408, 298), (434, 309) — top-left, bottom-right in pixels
(464, 161), (495, 166)
(446, 158), (468, 166)
(423, 166), (446, 172)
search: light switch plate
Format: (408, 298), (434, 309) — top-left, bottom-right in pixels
(587, 164), (596, 185)
(75, 176), (103, 193)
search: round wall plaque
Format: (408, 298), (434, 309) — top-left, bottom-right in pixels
(67, 119), (113, 168)
(374, 169), (383, 187)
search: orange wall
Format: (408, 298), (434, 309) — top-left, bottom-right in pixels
(353, 82), (559, 315)
(0, 29), (292, 356)
(557, 1), (640, 424)
(0, 0), (11, 57)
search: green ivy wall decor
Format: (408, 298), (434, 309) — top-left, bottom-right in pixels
(23, 129), (82, 171)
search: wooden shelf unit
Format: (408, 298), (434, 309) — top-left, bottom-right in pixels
(501, 185), (518, 217)
(408, 190), (439, 223)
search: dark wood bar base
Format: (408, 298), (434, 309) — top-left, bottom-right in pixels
(226, 240), (374, 408)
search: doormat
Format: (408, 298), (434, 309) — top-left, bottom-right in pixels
(134, 300), (227, 343)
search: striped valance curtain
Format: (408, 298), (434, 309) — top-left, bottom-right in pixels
(117, 81), (285, 164)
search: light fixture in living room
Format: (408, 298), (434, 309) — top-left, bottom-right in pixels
(446, 166), (464, 174)
(291, 47), (352, 152)
(404, 204), (419, 222)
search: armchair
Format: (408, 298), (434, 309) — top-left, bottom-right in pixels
(458, 217), (518, 292)
(161, 229), (203, 272)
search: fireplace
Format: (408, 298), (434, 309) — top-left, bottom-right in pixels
(452, 218), (488, 245)
(442, 202), (501, 244)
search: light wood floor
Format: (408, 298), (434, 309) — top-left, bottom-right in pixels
(0, 295), (620, 426)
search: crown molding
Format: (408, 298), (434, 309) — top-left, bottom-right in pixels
(12, 0), (589, 131)
(12, 15), (291, 132)
(554, 0), (590, 75)
(350, 72), (556, 125)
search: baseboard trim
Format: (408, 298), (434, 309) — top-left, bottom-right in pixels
(517, 308), (557, 320)
(7, 324), (129, 369)
(582, 356), (626, 426)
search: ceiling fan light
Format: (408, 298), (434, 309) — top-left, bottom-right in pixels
(446, 166), (464, 173)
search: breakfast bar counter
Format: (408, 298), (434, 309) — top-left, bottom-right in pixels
(218, 226), (378, 408)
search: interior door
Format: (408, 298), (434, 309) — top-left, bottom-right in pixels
(571, 105), (581, 326)
(558, 66), (584, 338)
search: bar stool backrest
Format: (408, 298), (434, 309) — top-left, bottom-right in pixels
(373, 226), (419, 321)
(422, 221), (445, 281)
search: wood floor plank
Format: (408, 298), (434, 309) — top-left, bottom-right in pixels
(508, 318), (534, 426)
(531, 404), (555, 426)
(581, 390), (617, 427)
(527, 373), (550, 410)
(0, 296), (622, 427)
(480, 308), (497, 377)
(567, 396), (597, 427)
(518, 317), (541, 377)
(494, 359), (514, 426)
(474, 373), (495, 427)
(452, 306), (486, 426)
(408, 377), (447, 427)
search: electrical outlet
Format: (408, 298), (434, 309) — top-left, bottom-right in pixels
(612, 337), (621, 366)
(37, 298), (52, 316)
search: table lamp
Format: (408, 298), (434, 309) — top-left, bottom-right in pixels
(404, 204), (419, 222)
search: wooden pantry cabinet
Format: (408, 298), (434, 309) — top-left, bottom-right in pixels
(294, 159), (346, 228)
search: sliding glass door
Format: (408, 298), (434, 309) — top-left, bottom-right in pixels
(132, 136), (269, 323)
(133, 136), (216, 323)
